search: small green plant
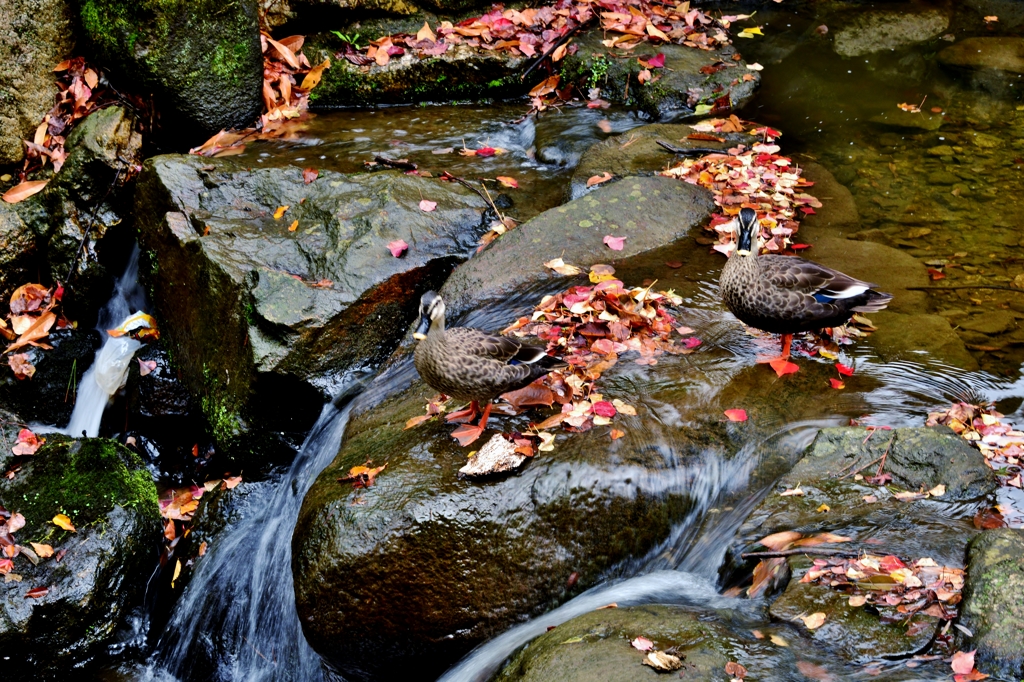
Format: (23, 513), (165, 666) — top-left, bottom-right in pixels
(331, 31), (364, 49)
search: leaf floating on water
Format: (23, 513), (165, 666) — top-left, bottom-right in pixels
(836, 362), (854, 376)
(770, 359), (799, 377)
(725, 661), (747, 679)
(724, 409), (747, 422)
(388, 240), (408, 258)
(610, 428), (625, 440)
(496, 176), (519, 189)
(737, 26), (764, 38)
(829, 378), (845, 390)
(769, 634), (789, 647)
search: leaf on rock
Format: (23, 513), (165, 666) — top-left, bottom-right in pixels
(8, 353), (35, 380)
(299, 57), (331, 90)
(501, 382), (556, 410)
(388, 239), (409, 257)
(610, 428), (625, 440)
(724, 408), (748, 422)
(643, 651), (683, 671)
(800, 612), (826, 629)
(28, 543), (53, 559)
(12, 429), (44, 456)
(725, 661), (747, 679)
(951, 651), (976, 676)
(138, 359), (157, 377)
(339, 462), (388, 489)
(24, 586), (48, 599)
(630, 636), (653, 651)
(603, 235), (626, 251)
(780, 486), (803, 497)
(769, 634), (789, 647)
(52, 513), (75, 532)
(419, 199), (437, 212)
(288, 219), (299, 232)
(759, 530), (801, 551)
(273, 205), (289, 220)
(586, 172), (613, 187)
(544, 258), (583, 276)
(2, 180), (49, 204)
(302, 168), (319, 184)
(416, 21), (437, 42)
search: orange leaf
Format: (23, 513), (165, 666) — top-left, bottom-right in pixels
(416, 21), (436, 43)
(759, 530), (801, 551)
(2, 180), (49, 204)
(405, 414), (433, 429)
(288, 219), (299, 232)
(496, 176), (519, 189)
(587, 172), (613, 187)
(52, 513), (76, 532)
(769, 359), (799, 377)
(829, 378), (845, 389)
(300, 57), (331, 90)
(29, 543), (53, 558)
(266, 36), (301, 69)
(724, 409), (747, 422)
(12, 428), (45, 455)
(610, 428), (625, 440)
(273, 205), (289, 220)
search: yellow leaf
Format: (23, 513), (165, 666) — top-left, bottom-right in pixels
(816, 503), (830, 513)
(769, 634), (789, 646)
(849, 595), (867, 607)
(738, 26), (764, 38)
(927, 483), (946, 497)
(288, 219), (299, 232)
(544, 258), (582, 276)
(52, 513), (76, 532)
(300, 58), (331, 90)
(800, 612), (826, 629)
(274, 205), (289, 220)
(171, 558), (182, 588)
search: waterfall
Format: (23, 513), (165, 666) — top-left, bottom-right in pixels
(145, 403), (353, 682)
(64, 245), (147, 437)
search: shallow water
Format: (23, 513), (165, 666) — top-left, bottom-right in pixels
(111, 1), (1024, 679)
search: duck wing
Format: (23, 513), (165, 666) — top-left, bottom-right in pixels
(761, 256), (878, 301)
(444, 327), (524, 362)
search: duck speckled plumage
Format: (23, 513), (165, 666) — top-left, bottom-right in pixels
(721, 208), (893, 356)
(412, 291), (565, 427)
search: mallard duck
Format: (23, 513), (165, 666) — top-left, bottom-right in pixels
(720, 207), (893, 360)
(413, 291), (566, 443)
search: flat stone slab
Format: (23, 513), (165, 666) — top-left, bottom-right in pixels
(833, 8), (949, 57)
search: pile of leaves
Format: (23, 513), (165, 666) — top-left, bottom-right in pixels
(801, 554), (965, 624)
(1, 504), (73, 596)
(337, 0), (739, 72)
(191, 33), (330, 157)
(2, 283), (70, 380)
(661, 118), (821, 256)
(2, 58), (111, 205)
(158, 474), (241, 588)
(927, 403), (1024, 520)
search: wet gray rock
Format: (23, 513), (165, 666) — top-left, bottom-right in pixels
(6, 106), (143, 321)
(939, 37), (1024, 96)
(788, 161), (859, 238)
(0, 203), (37, 304)
(135, 155), (490, 460)
(77, 0), (263, 136)
(870, 311), (980, 370)
(0, 436), (160, 676)
(833, 8), (949, 58)
(0, 0), (75, 165)
(959, 529), (1024, 679)
(441, 176), (714, 322)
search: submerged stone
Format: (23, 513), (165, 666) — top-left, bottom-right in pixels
(135, 155), (489, 460)
(77, 0), (263, 136)
(832, 8), (949, 58)
(939, 37), (1024, 75)
(959, 528), (1024, 679)
(0, 435), (160, 675)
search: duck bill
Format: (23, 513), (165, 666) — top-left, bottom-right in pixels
(735, 226), (753, 255)
(412, 316), (430, 340)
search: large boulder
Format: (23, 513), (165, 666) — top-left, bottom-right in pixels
(938, 37), (1024, 96)
(440, 175), (714, 322)
(135, 155), (490, 460)
(832, 8), (949, 58)
(0, 0), (75, 165)
(0, 435), (160, 676)
(77, 0), (263, 137)
(959, 528), (1024, 679)
(7, 106), (143, 321)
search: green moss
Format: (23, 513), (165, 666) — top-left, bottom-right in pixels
(1, 436), (158, 542)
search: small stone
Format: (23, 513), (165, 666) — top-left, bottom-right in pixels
(927, 170), (960, 185)
(1014, 274), (1024, 289)
(959, 310), (1016, 335)
(927, 145), (955, 156)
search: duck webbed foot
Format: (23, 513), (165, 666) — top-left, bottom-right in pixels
(445, 400), (480, 424)
(755, 333), (794, 363)
(450, 402), (493, 446)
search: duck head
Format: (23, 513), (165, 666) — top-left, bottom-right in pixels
(413, 291), (445, 340)
(734, 207), (761, 257)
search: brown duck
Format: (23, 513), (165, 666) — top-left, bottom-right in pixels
(720, 207), (893, 360)
(413, 291), (566, 443)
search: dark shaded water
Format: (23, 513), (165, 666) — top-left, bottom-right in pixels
(110, 1), (1024, 680)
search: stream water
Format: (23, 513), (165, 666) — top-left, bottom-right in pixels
(77, 1), (1024, 680)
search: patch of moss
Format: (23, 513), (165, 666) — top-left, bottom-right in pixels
(1, 436), (158, 543)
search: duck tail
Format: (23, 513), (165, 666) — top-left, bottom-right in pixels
(513, 345), (567, 368)
(851, 289), (893, 313)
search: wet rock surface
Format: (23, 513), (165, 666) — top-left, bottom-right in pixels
(832, 8), (950, 58)
(3, 106), (142, 320)
(135, 155), (489, 460)
(440, 175), (714, 322)
(0, 436), (160, 676)
(77, 0), (263, 137)
(959, 528), (1024, 679)
(0, 0), (75, 165)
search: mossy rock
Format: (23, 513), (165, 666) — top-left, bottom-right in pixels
(135, 154), (490, 462)
(560, 33), (760, 121)
(0, 436), (160, 675)
(77, 0), (263, 136)
(6, 106), (142, 322)
(959, 528), (1024, 679)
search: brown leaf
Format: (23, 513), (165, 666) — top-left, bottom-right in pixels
(586, 172), (613, 188)
(2, 180), (49, 204)
(416, 21), (436, 43)
(300, 57), (331, 90)
(800, 612), (826, 629)
(302, 168), (319, 184)
(8, 353), (35, 380)
(759, 530), (801, 551)
(726, 661), (747, 679)
(501, 382), (555, 410)
(266, 36), (301, 69)
(643, 651), (683, 671)
(29, 543), (53, 558)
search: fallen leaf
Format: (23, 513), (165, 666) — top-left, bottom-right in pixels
(405, 414), (433, 429)
(8, 353), (35, 380)
(222, 475), (242, 489)
(816, 503), (830, 513)
(746, 62), (764, 71)
(849, 595), (867, 607)
(603, 235), (626, 251)
(273, 205), (289, 220)
(738, 26), (764, 38)
(416, 21), (436, 42)
(475, 147), (497, 157)
(643, 651), (683, 671)
(780, 486), (804, 497)
(171, 558), (182, 588)
(2, 180), (48, 204)
(544, 258), (583, 276)
(138, 359), (157, 376)
(199, 541), (208, 556)
(610, 428), (625, 440)
(770, 359), (799, 377)
(496, 176), (519, 189)
(724, 409), (748, 422)
(7, 513), (25, 532)
(800, 612), (826, 629)
(631, 636), (654, 651)
(769, 634), (789, 647)
(419, 199), (437, 212)
(636, 68), (652, 84)
(829, 378), (845, 390)
(836, 363), (854, 376)
(951, 651), (976, 676)
(29, 543), (53, 558)
(12, 429), (44, 456)
(339, 462), (387, 488)
(388, 239), (408, 257)
(759, 530), (801, 551)
(300, 57), (331, 90)
(24, 586), (48, 599)
(984, 15), (998, 22)
(597, 119), (612, 133)
(927, 484), (946, 497)
(726, 661), (748, 679)
(645, 53), (665, 68)
(288, 219), (299, 232)
(587, 172), (613, 188)
(302, 168), (319, 184)
(52, 513), (75, 532)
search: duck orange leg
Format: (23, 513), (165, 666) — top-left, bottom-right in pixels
(756, 333), (794, 364)
(446, 400), (480, 424)
(451, 402), (492, 446)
